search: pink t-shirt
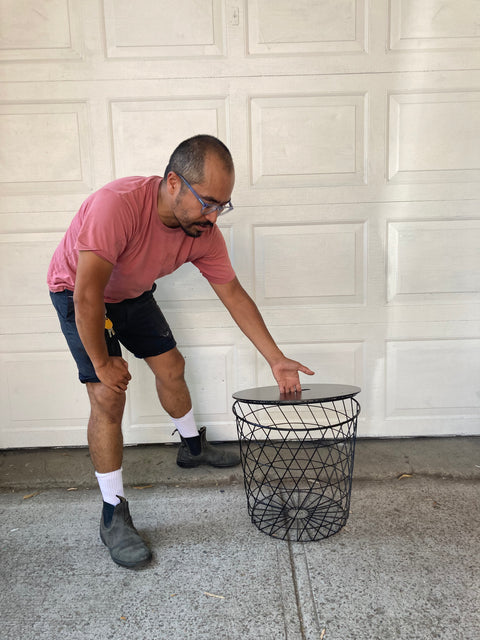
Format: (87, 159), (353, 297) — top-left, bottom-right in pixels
(47, 176), (236, 303)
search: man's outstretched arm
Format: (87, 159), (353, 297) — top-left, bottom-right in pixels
(210, 277), (314, 393)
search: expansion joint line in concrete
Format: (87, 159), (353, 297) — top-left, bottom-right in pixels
(287, 540), (323, 640)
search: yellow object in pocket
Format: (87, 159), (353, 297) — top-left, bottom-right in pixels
(105, 317), (114, 337)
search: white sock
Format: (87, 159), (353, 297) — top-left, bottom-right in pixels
(95, 468), (124, 506)
(171, 408), (199, 438)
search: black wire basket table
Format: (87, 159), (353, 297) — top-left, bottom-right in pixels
(232, 384), (361, 542)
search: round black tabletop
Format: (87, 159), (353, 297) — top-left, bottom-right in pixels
(232, 384), (361, 405)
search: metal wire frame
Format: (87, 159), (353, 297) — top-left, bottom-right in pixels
(232, 396), (361, 542)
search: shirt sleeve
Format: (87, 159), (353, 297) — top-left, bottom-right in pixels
(191, 226), (236, 284)
(75, 189), (134, 265)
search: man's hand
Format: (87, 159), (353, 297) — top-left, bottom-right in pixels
(271, 357), (315, 394)
(95, 357), (131, 393)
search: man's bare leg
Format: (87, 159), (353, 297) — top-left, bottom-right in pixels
(86, 382), (125, 473)
(85, 381), (152, 567)
(145, 347), (240, 467)
(145, 347), (192, 419)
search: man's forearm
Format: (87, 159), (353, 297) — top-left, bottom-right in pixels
(222, 288), (285, 366)
(212, 278), (315, 392)
(73, 290), (109, 370)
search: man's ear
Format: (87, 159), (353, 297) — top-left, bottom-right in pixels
(166, 171), (180, 196)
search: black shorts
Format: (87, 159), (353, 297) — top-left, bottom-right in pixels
(50, 285), (177, 383)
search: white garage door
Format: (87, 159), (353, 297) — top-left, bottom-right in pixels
(1, 0), (479, 448)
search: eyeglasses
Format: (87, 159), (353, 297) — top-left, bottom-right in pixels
(177, 174), (234, 216)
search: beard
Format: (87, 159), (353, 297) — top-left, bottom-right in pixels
(172, 198), (214, 238)
(180, 219), (213, 238)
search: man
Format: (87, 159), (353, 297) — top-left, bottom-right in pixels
(48, 135), (314, 568)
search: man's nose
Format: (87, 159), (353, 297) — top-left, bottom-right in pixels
(204, 210), (218, 225)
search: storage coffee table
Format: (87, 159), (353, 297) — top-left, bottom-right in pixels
(232, 384), (361, 541)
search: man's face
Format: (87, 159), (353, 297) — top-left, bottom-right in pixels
(171, 154), (234, 238)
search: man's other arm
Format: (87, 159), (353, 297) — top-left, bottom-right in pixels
(210, 277), (314, 393)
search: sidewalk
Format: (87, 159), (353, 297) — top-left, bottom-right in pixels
(1, 436), (479, 490)
(1, 437), (479, 640)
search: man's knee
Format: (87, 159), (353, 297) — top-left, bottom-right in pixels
(159, 357), (186, 388)
(168, 349), (186, 377)
(147, 348), (187, 387)
(86, 382), (126, 422)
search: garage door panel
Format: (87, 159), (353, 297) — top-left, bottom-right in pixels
(0, 102), (93, 195)
(250, 94), (366, 188)
(247, 0), (366, 55)
(389, 0), (480, 51)
(103, 0), (225, 58)
(0, 0), (83, 61)
(111, 97), (229, 178)
(386, 338), (480, 417)
(388, 91), (480, 184)
(253, 222), (366, 306)
(0, 350), (90, 448)
(387, 219), (480, 303)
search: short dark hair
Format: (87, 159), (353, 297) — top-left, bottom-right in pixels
(164, 134), (234, 186)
